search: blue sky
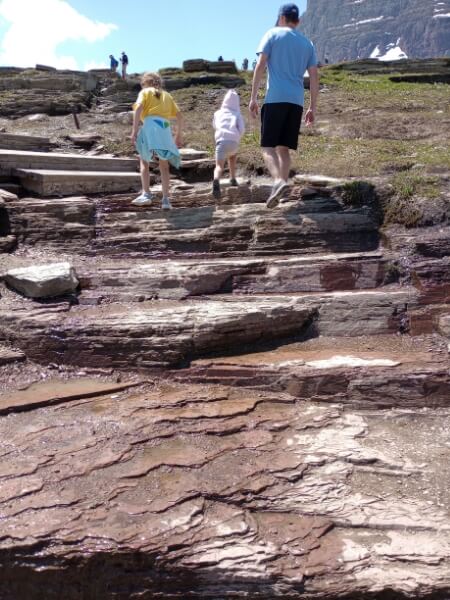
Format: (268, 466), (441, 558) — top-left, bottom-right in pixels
(0, 0), (307, 72)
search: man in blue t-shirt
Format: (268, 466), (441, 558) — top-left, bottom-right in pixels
(250, 3), (319, 208)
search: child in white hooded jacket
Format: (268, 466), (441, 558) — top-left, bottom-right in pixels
(212, 89), (245, 199)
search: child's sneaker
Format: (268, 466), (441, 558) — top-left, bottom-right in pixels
(132, 191), (153, 206)
(161, 197), (172, 210)
(230, 178), (239, 187)
(212, 179), (221, 199)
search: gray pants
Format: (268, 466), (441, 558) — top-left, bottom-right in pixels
(215, 140), (239, 162)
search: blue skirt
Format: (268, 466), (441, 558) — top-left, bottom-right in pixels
(136, 116), (181, 168)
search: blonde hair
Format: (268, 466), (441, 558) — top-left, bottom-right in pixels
(141, 72), (163, 98)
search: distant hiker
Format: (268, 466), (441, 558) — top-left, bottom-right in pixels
(212, 89), (245, 199)
(218, 55), (224, 62)
(109, 54), (119, 72)
(120, 51), (129, 78)
(250, 3), (319, 208)
(131, 72), (183, 209)
(325, 56), (329, 65)
(252, 59), (257, 70)
(242, 58), (249, 70)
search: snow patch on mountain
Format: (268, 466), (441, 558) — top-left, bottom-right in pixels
(344, 15), (385, 28)
(370, 38), (408, 61)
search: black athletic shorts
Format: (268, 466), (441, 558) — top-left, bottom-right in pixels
(261, 102), (303, 150)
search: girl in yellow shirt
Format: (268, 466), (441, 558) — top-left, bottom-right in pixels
(131, 72), (183, 209)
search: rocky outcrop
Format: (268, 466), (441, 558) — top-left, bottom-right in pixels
(95, 72), (245, 113)
(0, 68), (99, 117)
(182, 59), (238, 74)
(301, 0), (450, 62)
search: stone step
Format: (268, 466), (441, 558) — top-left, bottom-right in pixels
(0, 132), (51, 152)
(15, 169), (145, 196)
(93, 200), (380, 257)
(0, 288), (419, 370)
(6, 192), (380, 255)
(174, 157), (215, 183)
(179, 148), (208, 160)
(0, 149), (138, 176)
(75, 251), (388, 302)
(175, 333), (450, 408)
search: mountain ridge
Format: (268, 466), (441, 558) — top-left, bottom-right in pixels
(300, 0), (450, 62)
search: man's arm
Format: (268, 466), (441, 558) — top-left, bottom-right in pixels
(249, 53), (268, 118)
(305, 66), (319, 126)
(131, 104), (143, 143)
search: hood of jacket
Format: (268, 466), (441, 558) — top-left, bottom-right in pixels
(221, 89), (241, 113)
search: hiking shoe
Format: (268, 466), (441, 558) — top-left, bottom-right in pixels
(132, 192), (153, 206)
(212, 179), (221, 199)
(161, 197), (172, 210)
(230, 178), (239, 187)
(266, 180), (290, 208)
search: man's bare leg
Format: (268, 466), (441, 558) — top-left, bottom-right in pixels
(276, 146), (291, 182)
(263, 147), (290, 208)
(262, 147), (281, 181)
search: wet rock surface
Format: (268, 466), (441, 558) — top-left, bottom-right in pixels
(0, 160), (449, 597)
(0, 379), (449, 599)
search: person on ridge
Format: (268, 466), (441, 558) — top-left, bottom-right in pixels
(242, 58), (249, 70)
(212, 89), (245, 199)
(131, 72), (183, 209)
(120, 51), (129, 79)
(109, 54), (119, 72)
(250, 3), (319, 208)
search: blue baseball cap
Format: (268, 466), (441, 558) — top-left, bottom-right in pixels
(278, 3), (300, 20)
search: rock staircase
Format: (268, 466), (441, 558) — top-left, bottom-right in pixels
(0, 161), (449, 599)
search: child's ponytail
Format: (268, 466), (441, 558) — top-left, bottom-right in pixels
(140, 72), (163, 98)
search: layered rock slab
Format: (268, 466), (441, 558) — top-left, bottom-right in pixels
(176, 334), (450, 409)
(0, 289), (418, 369)
(76, 252), (388, 302)
(0, 381), (449, 599)
(0, 298), (314, 368)
(4, 183), (381, 256)
(93, 200), (379, 257)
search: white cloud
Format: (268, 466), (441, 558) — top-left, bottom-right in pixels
(84, 60), (109, 71)
(0, 0), (117, 70)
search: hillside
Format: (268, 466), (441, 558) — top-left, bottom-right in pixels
(301, 0), (450, 62)
(2, 59), (449, 181)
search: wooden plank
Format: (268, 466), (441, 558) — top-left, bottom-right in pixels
(0, 149), (138, 175)
(15, 168), (144, 196)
